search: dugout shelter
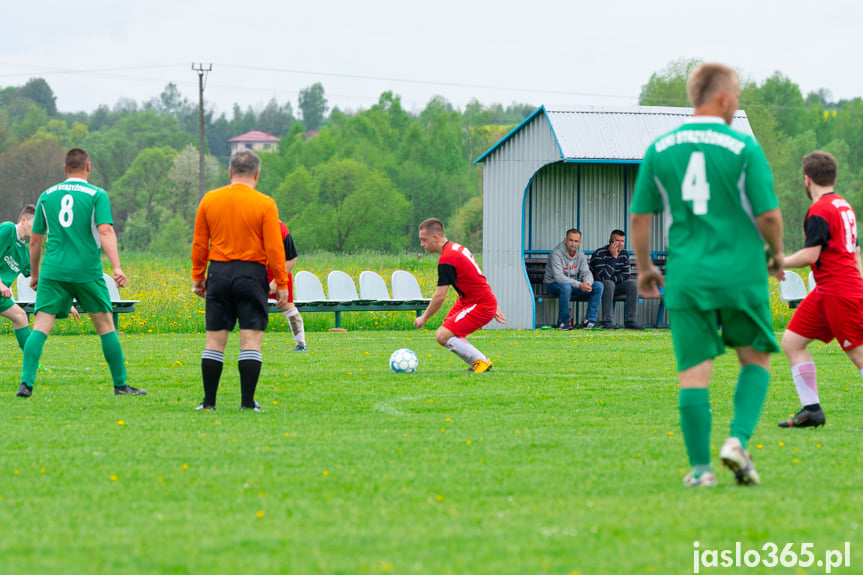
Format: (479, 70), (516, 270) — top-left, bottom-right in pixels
(475, 105), (756, 330)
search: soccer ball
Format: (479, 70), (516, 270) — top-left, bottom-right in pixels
(389, 348), (419, 373)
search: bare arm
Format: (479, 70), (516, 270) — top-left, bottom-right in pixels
(629, 212), (663, 298)
(29, 233), (44, 290)
(98, 223), (126, 287)
(755, 207), (785, 278)
(783, 246), (821, 270)
(415, 285), (449, 328)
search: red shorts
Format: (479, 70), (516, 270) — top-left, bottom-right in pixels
(787, 289), (863, 350)
(442, 298), (497, 338)
(269, 273), (294, 303)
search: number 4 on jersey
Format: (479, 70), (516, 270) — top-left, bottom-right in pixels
(682, 152), (710, 215)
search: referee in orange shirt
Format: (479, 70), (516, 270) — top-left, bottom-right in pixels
(191, 150), (289, 411)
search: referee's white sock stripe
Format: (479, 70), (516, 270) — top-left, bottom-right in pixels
(239, 350), (263, 362)
(202, 350), (224, 363)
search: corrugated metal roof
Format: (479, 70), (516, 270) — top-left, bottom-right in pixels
(476, 105), (755, 163)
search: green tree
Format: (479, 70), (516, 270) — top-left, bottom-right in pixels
(149, 212), (192, 255)
(638, 58), (702, 107)
(111, 146), (179, 241)
(82, 110), (195, 191)
(19, 78), (57, 116)
(448, 196), (484, 251)
(288, 158), (410, 252)
(16, 103), (49, 140)
(0, 139), (65, 222)
(298, 83), (328, 131)
(757, 72), (816, 138)
(167, 144), (222, 224)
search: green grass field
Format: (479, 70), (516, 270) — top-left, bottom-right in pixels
(2, 327), (861, 574)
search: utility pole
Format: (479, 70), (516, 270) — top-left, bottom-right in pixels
(192, 63), (212, 199)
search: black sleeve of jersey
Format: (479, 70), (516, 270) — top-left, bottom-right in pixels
(803, 215), (830, 249)
(283, 233), (298, 260)
(438, 263), (457, 286)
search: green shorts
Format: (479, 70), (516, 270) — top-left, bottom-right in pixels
(35, 278), (111, 319)
(0, 295), (16, 313)
(668, 304), (779, 372)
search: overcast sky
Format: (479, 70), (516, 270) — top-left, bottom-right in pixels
(3, 0), (862, 118)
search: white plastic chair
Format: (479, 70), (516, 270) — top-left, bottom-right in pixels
(327, 270), (369, 303)
(779, 271), (808, 303)
(359, 271), (403, 304)
(15, 275), (37, 304)
(391, 270), (430, 303)
(294, 271), (332, 305)
(808, 271), (816, 292)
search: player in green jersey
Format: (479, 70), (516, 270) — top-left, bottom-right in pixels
(0, 206), (36, 351)
(16, 148), (144, 398)
(630, 63), (785, 487)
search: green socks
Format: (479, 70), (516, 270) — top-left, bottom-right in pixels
(100, 331), (127, 387)
(730, 364), (770, 448)
(679, 388), (712, 467)
(14, 326), (31, 351)
(21, 330), (48, 387)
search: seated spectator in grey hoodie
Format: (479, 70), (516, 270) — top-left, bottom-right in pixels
(543, 229), (604, 330)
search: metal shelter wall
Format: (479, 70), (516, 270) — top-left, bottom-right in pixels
(482, 115), (562, 330)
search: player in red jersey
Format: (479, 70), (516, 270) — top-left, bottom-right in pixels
(267, 221), (306, 351)
(414, 218), (505, 373)
(779, 151), (863, 428)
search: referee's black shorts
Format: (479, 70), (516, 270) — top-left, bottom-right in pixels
(205, 260), (269, 331)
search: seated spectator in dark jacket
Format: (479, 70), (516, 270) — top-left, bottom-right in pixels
(543, 228), (604, 330)
(590, 229), (643, 330)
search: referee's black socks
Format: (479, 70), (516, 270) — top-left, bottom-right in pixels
(238, 350), (263, 408)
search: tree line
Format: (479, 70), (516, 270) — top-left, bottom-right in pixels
(2, 61), (856, 256)
(0, 78), (529, 254)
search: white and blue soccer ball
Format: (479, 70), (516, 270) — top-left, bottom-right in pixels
(389, 348), (419, 374)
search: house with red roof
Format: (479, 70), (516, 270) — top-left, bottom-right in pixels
(228, 130), (281, 155)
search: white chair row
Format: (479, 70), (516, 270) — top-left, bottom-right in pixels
(293, 270), (430, 305)
(282, 270), (430, 329)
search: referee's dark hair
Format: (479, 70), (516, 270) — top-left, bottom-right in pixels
(802, 151), (837, 187)
(230, 150), (261, 177)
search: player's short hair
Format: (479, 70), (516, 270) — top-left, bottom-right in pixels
(230, 150), (261, 176)
(419, 218), (445, 236)
(686, 63), (738, 108)
(609, 229), (626, 242)
(565, 228), (581, 238)
(65, 148), (90, 171)
(18, 204), (36, 221)
(802, 151), (837, 186)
